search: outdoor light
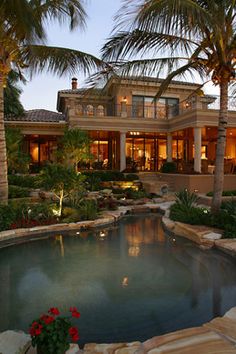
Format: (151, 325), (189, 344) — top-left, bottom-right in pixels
(122, 96), (127, 103)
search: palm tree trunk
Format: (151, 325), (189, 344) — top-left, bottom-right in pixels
(0, 75), (8, 205)
(211, 80), (228, 213)
(59, 189), (64, 217)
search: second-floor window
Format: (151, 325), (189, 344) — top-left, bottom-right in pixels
(132, 96), (179, 119)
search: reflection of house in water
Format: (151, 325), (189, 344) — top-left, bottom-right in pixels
(125, 216), (165, 254)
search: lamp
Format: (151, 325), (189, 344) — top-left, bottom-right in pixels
(122, 96), (127, 103)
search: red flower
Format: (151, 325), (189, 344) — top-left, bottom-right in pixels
(48, 307), (60, 316)
(69, 307), (80, 318)
(69, 327), (79, 342)
(41, 314), (55, 324)
(29, 322), (43, 336)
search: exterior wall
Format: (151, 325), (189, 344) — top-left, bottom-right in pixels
(159, 173), (236, 193)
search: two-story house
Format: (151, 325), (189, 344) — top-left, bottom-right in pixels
(5, 76), (236, 178)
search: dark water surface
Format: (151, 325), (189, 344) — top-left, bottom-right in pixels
(0, 214), (236, 345)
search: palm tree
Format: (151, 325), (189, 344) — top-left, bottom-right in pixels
(4, 71), (25, 117)
(101, 0), (236, 213)
(0, 0), (104, 204)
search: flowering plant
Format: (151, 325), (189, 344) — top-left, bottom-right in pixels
(29, 307), (80, 354)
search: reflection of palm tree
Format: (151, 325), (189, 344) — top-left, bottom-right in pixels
(101, 1), (236, 212)
(0, 0), (103, 204)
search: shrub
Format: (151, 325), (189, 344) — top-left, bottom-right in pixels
(125, 173), (139, 181)
(207, 190), (236, 197)
(8, 185), (30, 199)
(77, 199), (98, 220)
(8, 174), (42, 188)
(161, 162), (177, 173)
(124, 188), (147, 199)
(0, 204), (16, 231)
(175, 189), (199, 208)
(81, 170), (125, 182)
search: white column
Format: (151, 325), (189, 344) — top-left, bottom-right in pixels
(194, 127), (202, 173)
(120, 132), (126, 171)
(167, 133), (173, 162)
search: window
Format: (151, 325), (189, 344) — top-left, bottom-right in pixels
(132, 96), (179, 119)
(76, 104), (83, 116)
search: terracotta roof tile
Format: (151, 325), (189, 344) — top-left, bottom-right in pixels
(5, 109), (66, 123)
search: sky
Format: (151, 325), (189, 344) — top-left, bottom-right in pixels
(20, 0), (219, 112)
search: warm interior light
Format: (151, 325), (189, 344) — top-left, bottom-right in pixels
(122, 96), (127, 103)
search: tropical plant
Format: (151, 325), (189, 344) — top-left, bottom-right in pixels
(5, 127), (30, 173)
(100, 0), (236, 213)
(0, 0), (104, 205)
(59, 128), (92, 171)
(4, 70), (25, 117)
(40, 163), (83, 217)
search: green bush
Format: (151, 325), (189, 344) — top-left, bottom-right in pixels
(8, 174), (42, 188)
(175, 189), (199, 208)
(207, 190), (236, 197)
(81, 170), (125, 182)
(161, 162), (177, 173)
(61, 207), (81, 223)
(124, 188), (147, 199)
(0, 204), (16, 231)
(77, 199), (98, 220)
(125, 173), (139, 181)
(8, 185), (30, 199)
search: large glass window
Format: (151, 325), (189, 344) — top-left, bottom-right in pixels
(132, 96), (179, 119)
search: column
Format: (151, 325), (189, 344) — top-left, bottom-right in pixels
(120, 131), (126, 171)
(167, 133), (173, 162)
(194, 127), (202, 173)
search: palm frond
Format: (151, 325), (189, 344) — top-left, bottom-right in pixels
(21, 45), (105, 77)
(102, 30), (198, 62)
(30, 0), (87, 31)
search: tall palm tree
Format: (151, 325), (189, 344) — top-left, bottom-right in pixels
(101, 0), (236, 212)
(0, 0), (104, 204)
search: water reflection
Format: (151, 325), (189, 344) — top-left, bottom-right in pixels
(0, 214), (235, 345)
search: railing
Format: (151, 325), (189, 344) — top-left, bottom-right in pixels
(73, 95), (236, 119)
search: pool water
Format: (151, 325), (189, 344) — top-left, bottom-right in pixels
(0, 214), (236, 345)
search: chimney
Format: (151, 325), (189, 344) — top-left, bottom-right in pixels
(71, 77), (78, 90)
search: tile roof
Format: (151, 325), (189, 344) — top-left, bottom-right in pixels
(5, 109), (66, 123)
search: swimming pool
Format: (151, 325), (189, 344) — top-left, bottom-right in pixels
(0, 214), (236, 345)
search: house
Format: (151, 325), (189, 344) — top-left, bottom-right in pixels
(4, 76), (236, 191)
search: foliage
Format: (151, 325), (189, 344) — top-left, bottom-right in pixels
(97, 196), (118, 211)
(5, 128), (30, 173)
(0, 201), (56, 231)
(0, 204), (16, 231)
(59, 128), (92, 171)
(161, 162), (177, 173)
(170, 204), (210, 225)
(8, 174), (42, 189)
(4, 70), (24, 117)
(175, 190), (199, 209)
(207, 190), (236, 197)
(61, 207), (81, 223)
(124, 188), (147, 200)
(77, 199), (98, 220)
(8, 185), (30, 199)
(82, 170), (126, 182)
(40, 164), (82, 216)
(29, 307), (80, 354)
(125, 173), (139, 181)
(83, 173), (101, 191)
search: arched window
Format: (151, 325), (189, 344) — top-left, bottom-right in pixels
(97, 105), (105, 116)
(86, 104), (94, 116)
(76, 104), (83, 116)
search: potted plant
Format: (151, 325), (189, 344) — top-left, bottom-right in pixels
(29, 307), (80, 354)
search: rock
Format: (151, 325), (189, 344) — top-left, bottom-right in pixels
(0, 330), (31, 354)
(202, 232), (222, 240)
(162, 216), (175, 230)
(224, 307), (236, 321)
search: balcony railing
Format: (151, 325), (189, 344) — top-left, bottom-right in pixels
(73, 95), (236, 120)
